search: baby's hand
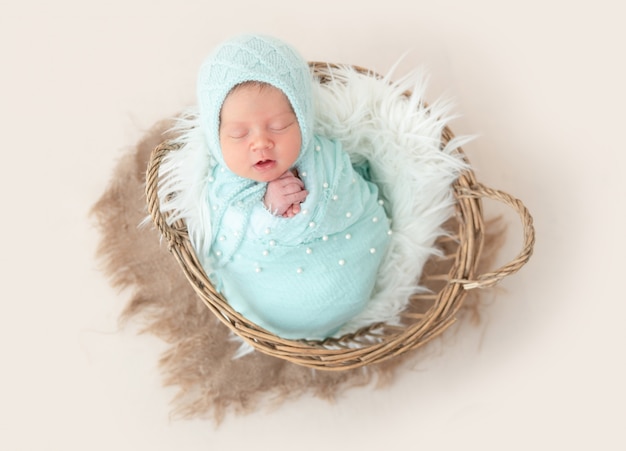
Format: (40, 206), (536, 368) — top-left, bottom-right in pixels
(264, 171), (308, 217)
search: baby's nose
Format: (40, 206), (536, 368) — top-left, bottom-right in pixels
(251, 131), (272, 151)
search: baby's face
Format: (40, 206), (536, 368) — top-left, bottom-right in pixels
(219, 84), (301, 182)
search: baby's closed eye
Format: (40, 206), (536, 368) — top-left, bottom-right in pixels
(226, 128), (249, 139)
(269, 121), (295, 132)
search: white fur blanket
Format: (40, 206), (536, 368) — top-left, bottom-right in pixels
(158, 64), (471, 339)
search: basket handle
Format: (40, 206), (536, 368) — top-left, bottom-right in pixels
(454, 183), (535, 290)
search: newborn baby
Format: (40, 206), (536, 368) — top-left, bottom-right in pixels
(195, 34), (391, 340)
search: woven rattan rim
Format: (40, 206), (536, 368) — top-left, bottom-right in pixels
(145, 62), (535, 371)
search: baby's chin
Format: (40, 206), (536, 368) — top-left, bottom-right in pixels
(253, 161), (296, 182)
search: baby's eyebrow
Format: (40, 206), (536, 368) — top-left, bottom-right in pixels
(270, 110), (296, 119)
(219, 118), (249, 129)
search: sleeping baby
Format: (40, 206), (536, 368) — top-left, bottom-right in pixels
(194, 34), (391, 340)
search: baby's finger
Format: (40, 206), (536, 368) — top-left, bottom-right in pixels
(282, 202), (301, 217)
(280, 177), (304, 190)
(281, 185), (305, 197)
(278, 179), (305, 195)
(284, 189), (308, 205)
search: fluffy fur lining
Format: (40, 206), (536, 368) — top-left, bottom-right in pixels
(158, 64), (471, 339)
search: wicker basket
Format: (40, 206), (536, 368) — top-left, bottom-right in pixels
(145, 62), (535, 371)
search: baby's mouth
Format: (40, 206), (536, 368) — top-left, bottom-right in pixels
(254, 159), (276, 171)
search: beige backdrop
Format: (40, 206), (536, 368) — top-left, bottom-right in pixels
(1, 0), (624, 450)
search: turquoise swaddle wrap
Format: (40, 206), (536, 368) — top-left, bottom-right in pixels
(197, 35), (391, 339)
(209, 135), (390, 339)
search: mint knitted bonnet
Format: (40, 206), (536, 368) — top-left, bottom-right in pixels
(197, 34), (314, 167)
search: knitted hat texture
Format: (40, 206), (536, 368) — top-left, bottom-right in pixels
(197, 34), (314, 167)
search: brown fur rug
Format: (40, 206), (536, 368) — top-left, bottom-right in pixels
(90, 119), (504, 422)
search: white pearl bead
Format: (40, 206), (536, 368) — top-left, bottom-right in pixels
(338, 259), (346, 266)
(332, 195), (339, 201)
(370, 248), (376, 254)
(345, 233), (352, 240)
(215, 251), (222, 257)
(378, 199), (384, 205)
(372, 217), (378, 222)
(296, 267), (303, 274)
(346, 212), (352, 218)
(322, 235), (329, 241)
(306, 247), (313, 254)
(302, 209), (308, 215)
(264, 228), (271, 235)
(387, 230), (393, 235)
(219, 235), (226, 241)
(309, 221), (316, 228)
(208, 176), (215, 182)
(269, 240), (276, 246)
(255, 267), (262, 273)
(323, 182), (329, 188)
(262, 250), (269, 256)
(315, 145), (321, 151)
(301, 171), (307, 177)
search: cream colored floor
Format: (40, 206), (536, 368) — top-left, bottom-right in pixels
(2, 1), (624, 450)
